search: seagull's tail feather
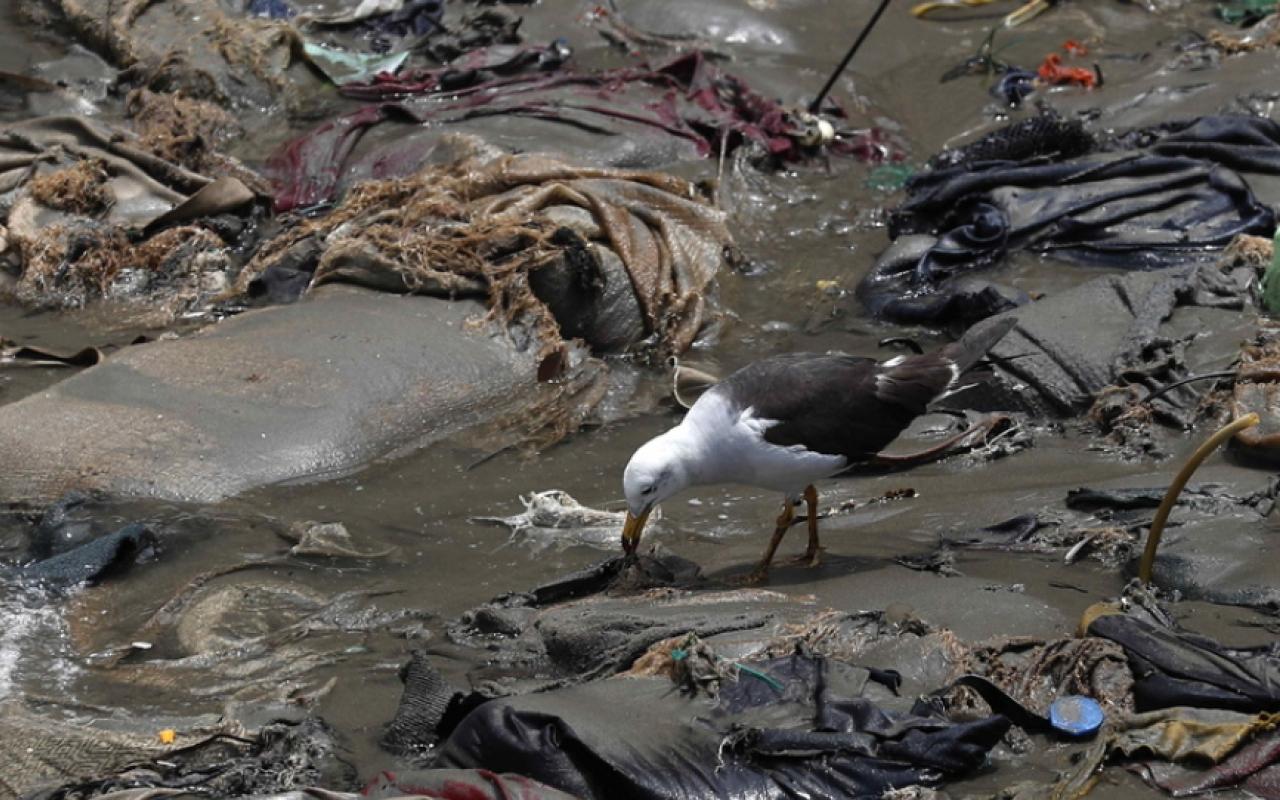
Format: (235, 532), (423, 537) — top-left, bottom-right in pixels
(940, 317), (1017, 374)
(874, 316), (1016, 412)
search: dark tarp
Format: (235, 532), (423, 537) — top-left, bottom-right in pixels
(3, 520), (154, 591)
(1087, 612), (1280, 714)
(860, 114), (1280, 325)
(436, 652), (1010, 800)
(382, 651), (478, 756)
(942, 260), (1250, 419)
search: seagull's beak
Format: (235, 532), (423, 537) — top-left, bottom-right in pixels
(622, 507), (652, 555)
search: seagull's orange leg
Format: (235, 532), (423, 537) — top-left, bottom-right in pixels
(789, 484), (823, 567)
(733, 499), (796, 585)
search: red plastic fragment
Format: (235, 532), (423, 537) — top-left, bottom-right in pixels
(1037, 53), (1096, 89)
(1062, 39), (1088, 56)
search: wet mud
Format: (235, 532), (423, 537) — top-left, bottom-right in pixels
(2, 0), (1280, 798)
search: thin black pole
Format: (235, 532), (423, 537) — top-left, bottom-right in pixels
(808, 0), (893, 114)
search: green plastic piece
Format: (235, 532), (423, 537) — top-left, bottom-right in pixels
(302, 41), (409, 86)
(732, 662), (784, 692)
(1217, 0), (1277, 26)
(865, 163), (916, 192)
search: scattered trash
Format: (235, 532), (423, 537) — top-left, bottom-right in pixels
(10, 3), (1280, 800)
(865, 162), (916, 192)
(282, 520), (394, 559)
(301, 41), (409, 85)
(471, 490), (656, 552)
(671, 358), (719, 409)
(913, 0), (1054, 26)
(13, 716), (351, 796)
(381, 650), (474, 755)
(912, 0), (993, 18)
(896, 547), (961, 576)
(1036, 52), (1097, 89)
(1065, 483), (1276, 515)
(1048, 695), (1105, 738)
(256, 143), (733, 357)
(274, 51), (905, 203)
(1217, 0), (1279, 26)
(302, 0), (439, 29)
(1133, 724), (1280, 796)
(990, 68), (1037, 106)
(586, 4), (722, 56)
(341, 40), (572, 98)
(0, 113), (260, 318)
(248, 0), (293, 19)
(435, 650), (1011, 800)
(1220, 327), (1280, 466)
(1207, 12), (1280, 53)
(5, 522), (155, 591)
(862, 114), (1279, 325)
(0, 342), (102, 368)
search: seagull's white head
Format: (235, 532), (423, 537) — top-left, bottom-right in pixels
(621, 433), (692, 553)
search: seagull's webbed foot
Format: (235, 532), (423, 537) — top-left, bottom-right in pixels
(787, 547), (824, 568)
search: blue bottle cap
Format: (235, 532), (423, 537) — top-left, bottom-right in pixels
(1049, 695), (1104, 738)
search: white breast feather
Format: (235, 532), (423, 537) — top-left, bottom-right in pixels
(678, 390), (848, 493)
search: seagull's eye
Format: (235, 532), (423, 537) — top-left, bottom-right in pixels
(641, 483), (656, 496)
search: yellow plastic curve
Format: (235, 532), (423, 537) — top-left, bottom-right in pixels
(1138, 413), (1261, 585)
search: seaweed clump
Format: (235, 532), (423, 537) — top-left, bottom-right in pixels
(27, 159), (115, 216)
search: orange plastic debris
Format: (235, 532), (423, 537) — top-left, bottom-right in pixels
(1037, 54), (1096, 89)
(158, 729), (176, 744)
(1063, 39), (1089, 56)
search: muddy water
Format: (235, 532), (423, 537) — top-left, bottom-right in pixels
(3, 0), (1280, 796)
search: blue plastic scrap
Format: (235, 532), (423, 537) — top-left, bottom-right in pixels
(1049, 695), (1105, 738)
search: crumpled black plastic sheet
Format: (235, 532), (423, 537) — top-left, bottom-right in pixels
(436, 652), (1009, 800)
(860, 115), (1280, 325)
(1088, 613), (1280, 714)
(4, 522), (154, 591)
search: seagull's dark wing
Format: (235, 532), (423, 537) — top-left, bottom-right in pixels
(718, 318), (1017, 462)
(717, 353), (952, 461)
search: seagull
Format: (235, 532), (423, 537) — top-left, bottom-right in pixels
(621, 317), (1016, 583)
